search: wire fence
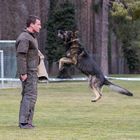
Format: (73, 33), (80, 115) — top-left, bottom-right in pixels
(0, 40), (140, 89)
(0, 76), (140, 89)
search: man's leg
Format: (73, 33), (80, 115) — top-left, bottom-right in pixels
(19, 71), (37, 128)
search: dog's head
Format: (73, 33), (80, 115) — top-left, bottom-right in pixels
(58, 30), (79, 43)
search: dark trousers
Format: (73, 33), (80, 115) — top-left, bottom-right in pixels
(19, 70), (38, 124)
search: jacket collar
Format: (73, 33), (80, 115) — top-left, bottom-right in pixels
(23, 29), (37, 38)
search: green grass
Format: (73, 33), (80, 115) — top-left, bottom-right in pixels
(0, 80), (140, 140)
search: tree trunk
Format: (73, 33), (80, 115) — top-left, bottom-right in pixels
(73, 0), (94, 52)
(100, 0), (109, 75)
(93, 0), (102, 65)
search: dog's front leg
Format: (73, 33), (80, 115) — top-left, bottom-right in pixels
(59, 57), (73, 70)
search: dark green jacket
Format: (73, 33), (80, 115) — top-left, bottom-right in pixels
(16, 29), (39, 75)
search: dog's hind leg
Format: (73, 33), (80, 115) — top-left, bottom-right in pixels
(88, 76), (102, 102)
(91, 86), (102, 102)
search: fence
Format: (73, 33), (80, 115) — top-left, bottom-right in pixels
(0, 40), (20, 88)
(0, 50), (4, 86)
(0, 40), (140, 89)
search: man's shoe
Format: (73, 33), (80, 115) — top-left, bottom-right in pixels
(19, 124), (34, 129)
(28, 124), (35, 128)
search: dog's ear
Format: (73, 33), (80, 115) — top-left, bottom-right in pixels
(66, 31), (73, 37)
(74, 30), (79, 38)
(58, 30), (64, 35)
(61, 30), (64, 34)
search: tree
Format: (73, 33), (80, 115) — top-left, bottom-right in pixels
(46, 0), (77, 78)
(100, 0), (109, 75)
(110, 1), (140, 73)
(93, 0), (109, 75)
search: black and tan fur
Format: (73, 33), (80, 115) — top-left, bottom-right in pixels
(58, 30), (80, 70)
(58, 30), (133, 102)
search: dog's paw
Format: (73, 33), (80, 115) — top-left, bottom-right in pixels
(91, 96), (102, 102)
(91, 99), (97, 102)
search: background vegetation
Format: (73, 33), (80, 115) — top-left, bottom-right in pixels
(0, 0), (140, 76)
(46, 0), (140, 76)
(110, 1), (140, 73)
(46, 1), (76, 65)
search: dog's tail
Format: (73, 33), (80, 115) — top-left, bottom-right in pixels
(104, 79), (133, 96)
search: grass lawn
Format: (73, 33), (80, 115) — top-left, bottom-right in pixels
(0, 80), (139, 140)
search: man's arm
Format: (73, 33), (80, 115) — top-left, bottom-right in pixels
(16, 39), (29, 81)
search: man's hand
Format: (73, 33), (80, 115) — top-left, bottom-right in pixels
(20, 74), (27, 81)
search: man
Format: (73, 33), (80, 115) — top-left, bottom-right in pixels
(16, 15), (41, 129)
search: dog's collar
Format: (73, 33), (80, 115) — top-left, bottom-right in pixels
(65, 38), (80, 44)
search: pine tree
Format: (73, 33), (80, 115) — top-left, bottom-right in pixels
(46, 1), (76, 77)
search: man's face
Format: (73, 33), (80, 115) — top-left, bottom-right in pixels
(31, 19), (41, 33)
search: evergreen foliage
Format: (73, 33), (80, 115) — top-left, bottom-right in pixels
(45, 1), (76, 65)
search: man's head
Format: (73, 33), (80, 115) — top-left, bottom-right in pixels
(26, 15), (41, 33)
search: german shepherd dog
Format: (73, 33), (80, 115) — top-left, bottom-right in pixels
(57, 30), (133, 102)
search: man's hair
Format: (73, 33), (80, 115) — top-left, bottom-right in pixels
(26, 15), (40, 27)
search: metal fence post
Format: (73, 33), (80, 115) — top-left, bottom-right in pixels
(0, 50), (4, 87)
